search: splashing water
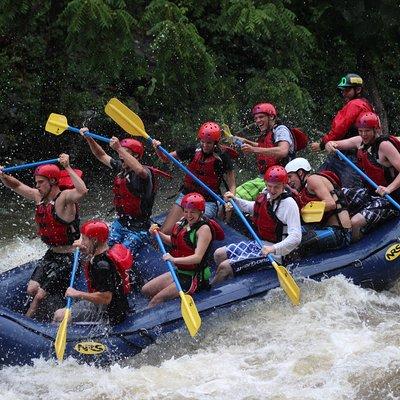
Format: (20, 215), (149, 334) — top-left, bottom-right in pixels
(1, 248), (400, 400)
(1, 187), (400, 399)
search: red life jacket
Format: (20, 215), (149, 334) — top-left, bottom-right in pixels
(58, 169), (83, 190)
(183, 149), (224, 196)
(357, 136), (400, 188)
(220, 144), (239, 159)
(297, 171), (341, 208)
(291, 127), (309, 151)
(113, 167), (155, 220)
(170, 218), (224, 272)
(297, 171), (346, 225)
(84, 244), (134, 295)
(252, 191), (291, 242)
(256, 125), (299, 175)
(334, 98), (373, 140)
(35, 192), (80, 246)
(256, 130), (277, 175)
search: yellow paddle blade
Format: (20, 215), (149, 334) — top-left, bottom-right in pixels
(301, 201), (326, 223)
(105, 98), (148, 139)
(179, 291), (201, 337)
(271, 261), (300, 305)
(54, 308), (71, 362)
(45, 113), (69, 135)
(221, 123), (233, 144)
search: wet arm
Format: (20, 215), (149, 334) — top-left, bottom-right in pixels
(85, 136), (112, 167)
(252, 141), (289, 159)
(0, 173), (38, 201)
(74, 289), (112, 305)
(224, 170), (236, 195)
(116, 146), (148, 179)
(170, 226), (212, 265)
(307, 176), (335, 211)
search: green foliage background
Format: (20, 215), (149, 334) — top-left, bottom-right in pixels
(0, 0), (399, 163)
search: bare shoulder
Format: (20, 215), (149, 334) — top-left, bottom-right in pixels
(379, 139), (398, 153)
(307, 174), (324, 186)
(56, 189), (76, 204)
(197, 223), (212, 237)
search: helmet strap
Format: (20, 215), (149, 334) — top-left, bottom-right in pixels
(298, 170), (308, 190)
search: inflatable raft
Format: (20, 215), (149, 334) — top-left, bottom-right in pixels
(1, 218), (400, 367)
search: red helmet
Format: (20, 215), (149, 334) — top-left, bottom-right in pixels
(120, 138), (144, 158)
(252, 103), (277, 116)
(181, 192), (206, 212)
(80, 220), (109, 243)
(198, 122), (221, 142)
(264, 165), (288, 184)
(34, 164), (61, 183)
(356, 112), (381, 129)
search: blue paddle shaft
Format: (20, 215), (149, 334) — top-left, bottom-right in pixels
(148, 138), (273, 263)
(68, 126), (111, 143)
(336, 150), (400, 212)
(2, 158), (59, 173)
(154, 232), (184, 292)
(66, 248), (80, 310)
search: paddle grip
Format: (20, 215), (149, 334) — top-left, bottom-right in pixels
(336, 150), (400, 212)
(68, 126), (111, 143)
(1, 158), (59, 173)
(66, 248), (80, 310)
(233, 137), (244, 147)
(154, 232), (184, 293)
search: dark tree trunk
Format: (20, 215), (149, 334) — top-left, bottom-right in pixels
(358, 56), (389, 135)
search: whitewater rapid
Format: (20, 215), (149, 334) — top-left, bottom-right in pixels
(1, 236), (400, 399)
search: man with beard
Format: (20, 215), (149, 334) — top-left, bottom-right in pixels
(311, 73), (373, 187)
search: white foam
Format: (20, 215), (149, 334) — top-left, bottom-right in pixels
(0, 237), (45, 273)
(1, 276), (400, 399)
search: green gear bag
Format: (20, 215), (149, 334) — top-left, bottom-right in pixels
(236, 177), (266, 201)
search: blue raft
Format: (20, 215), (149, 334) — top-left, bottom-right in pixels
(1, 218), (400, 367)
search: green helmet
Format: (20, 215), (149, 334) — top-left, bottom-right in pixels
(337, 73), (363, 89)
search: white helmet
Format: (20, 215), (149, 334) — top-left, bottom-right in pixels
(285, 158), (312, 173)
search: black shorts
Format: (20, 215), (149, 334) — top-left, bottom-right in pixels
(177, 271), (209, 295)
(30, 250), (72, 295)
(343, 187), (399, 232)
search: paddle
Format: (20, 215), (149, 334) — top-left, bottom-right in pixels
(45, 113), (111, 143)
(1, 158), (59, 174)
(301, 201), (326, 223)
(54, 248), (80, 362)
(153, 231), (201, 337)
(221, 123), (244, 147)
(222, 123), (323, 223)
(221, 122), (257, 139)
(105, 98), (300, 305)
(336, 150), (400, 212)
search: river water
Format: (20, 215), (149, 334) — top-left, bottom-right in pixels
(1, 169), (400, 399)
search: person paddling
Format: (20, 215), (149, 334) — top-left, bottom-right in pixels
(0, 154), (87, 319)
(311, 73), (374, 187)
(80, 129), (156, 259)
(142, 193), (223, 307)
(285, 157), (352, 256)
(53, 220), (131, 325)
(152, 122), (235, 234)
(325, 112), (400, 241)
(212, 166), (301, 285)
